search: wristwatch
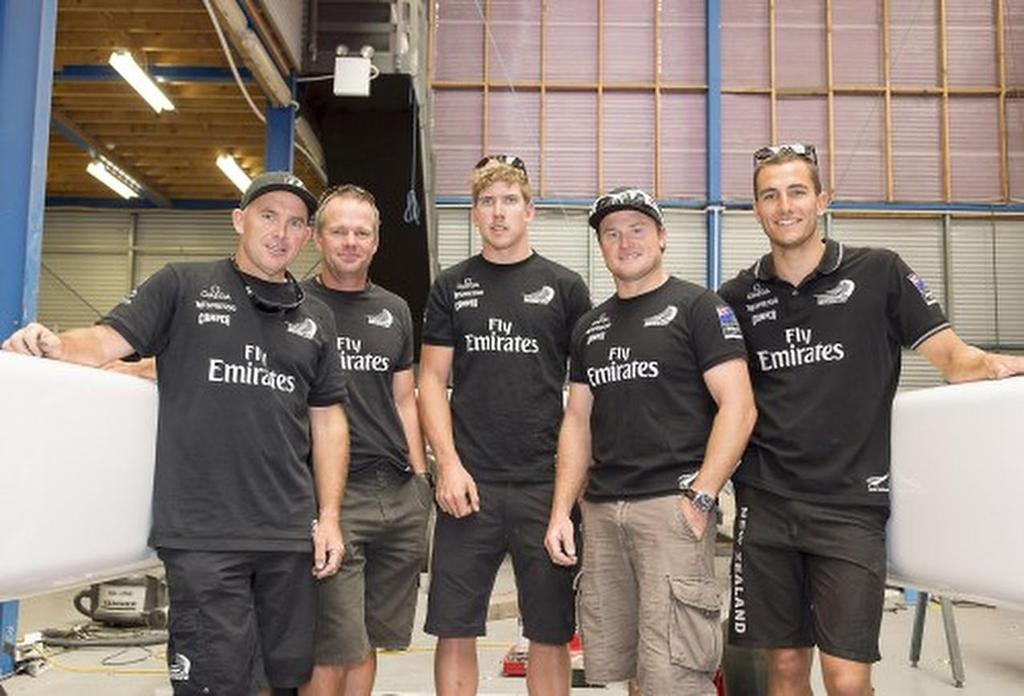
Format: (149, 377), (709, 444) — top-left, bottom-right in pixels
(679, 483), (716, 514)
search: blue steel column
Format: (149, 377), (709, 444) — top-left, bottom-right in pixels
(0, 0), (56, 676)
(705, 0), (723, 289)
(265, 73), (296, 172)
(0, 0), (57, 333)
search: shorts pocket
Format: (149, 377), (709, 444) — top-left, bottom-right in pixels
(668, 577), (723, 674)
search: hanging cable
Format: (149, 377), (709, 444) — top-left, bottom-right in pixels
(201, 0), (321, 173)
(404, 87), (422, 225)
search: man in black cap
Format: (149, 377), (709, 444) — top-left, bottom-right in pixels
(546, 187), (756, 695)
(3, 171), (351, 695)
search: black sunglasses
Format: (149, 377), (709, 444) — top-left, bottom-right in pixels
(753, 143), (818, 167)
(474, 154), (528, 176)
(230, 258), (305, 314)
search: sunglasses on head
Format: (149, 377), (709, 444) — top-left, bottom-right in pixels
(474, 154), (528, 175)
(753, 143), (818, 167)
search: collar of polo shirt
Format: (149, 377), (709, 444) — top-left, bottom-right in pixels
(754, 238), (845, 282)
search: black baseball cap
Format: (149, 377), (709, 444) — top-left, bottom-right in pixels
(588, 187), (664, 230)
(240, 171), (318, 219)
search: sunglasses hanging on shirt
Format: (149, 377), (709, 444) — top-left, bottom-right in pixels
(230, 257), (305, 313)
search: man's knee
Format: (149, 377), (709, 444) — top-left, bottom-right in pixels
(820, 652), (872, 696)
(767, 647), (813, 685)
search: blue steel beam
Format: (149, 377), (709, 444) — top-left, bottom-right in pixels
(0, 0), (57, 334)
(54, 65), (253, 83)
(705, 0), (723, 289)
(47, 197), (239, 210)
(264, 73), (297, 172)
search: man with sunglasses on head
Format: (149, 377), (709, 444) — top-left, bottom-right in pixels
(418, 155), (592, 696)
(300, 184), (431, 696)
(718, 144), (1024, 696)
(545, 188), (756, 695)
(2, 171), (350, 696)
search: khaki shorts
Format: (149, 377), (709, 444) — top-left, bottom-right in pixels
(314, 465), (432, 665)
(579, 495), (721, 696)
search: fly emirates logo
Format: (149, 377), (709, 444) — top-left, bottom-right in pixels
(464, 317), (539, 354)
(586, 346), (659, 387)
(337, 335), (390, 372)
(755, 327), (845, 372)
(208, 343), (296, 393)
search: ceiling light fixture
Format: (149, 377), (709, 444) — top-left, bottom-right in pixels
(216, 154), (252, 192)
(86, 159), (140, 199)
(108, 49), (175, 113)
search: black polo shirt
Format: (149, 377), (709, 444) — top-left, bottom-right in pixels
(570, 276), (747, 501)
(719, 238), (949, 506)
(422, 252), (591, 483)
(101, 259), (348, 551)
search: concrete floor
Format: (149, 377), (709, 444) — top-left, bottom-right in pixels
(4, 543), (1024, 695)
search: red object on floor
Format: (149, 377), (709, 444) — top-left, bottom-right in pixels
(504, 631), (724, 695)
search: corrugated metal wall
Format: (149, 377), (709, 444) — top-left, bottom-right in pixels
(431, 0), (1024, 203)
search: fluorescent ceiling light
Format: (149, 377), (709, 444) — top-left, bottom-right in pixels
(108, 49), (175, 113)
(216, 154), (252, 192)
(87, 160), (139, 199)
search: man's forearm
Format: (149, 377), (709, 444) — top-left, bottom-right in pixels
(551, 408), (592, 519)
(417, 375), (459, 467)
(396, 390), (429, 475)
(691, 397), (756, 496)
(311, 405), (350, 520)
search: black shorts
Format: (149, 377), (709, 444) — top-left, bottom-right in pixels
(728, 485), (889, 663)
(425, 480), (576, 645)
(159, 548), (316, 694)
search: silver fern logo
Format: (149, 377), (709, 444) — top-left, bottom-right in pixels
(815, 279), (856, 306)
(286, 317), (318, 340)
(866, 473), (890, 493)
(367, 308), (394, 328)
(643, 305), (678, 327)
(523, 285), (555, 305)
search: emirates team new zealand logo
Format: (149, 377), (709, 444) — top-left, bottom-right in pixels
(523, 285), (555, 305)
(367, 308), (395, 328)
(643, 305), (678, 327)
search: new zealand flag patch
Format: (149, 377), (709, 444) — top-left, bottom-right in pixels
(716, 305), (743, 340)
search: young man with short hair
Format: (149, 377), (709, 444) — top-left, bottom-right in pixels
(546, 188), (756, 696)
(719, 144), (1024, 696)
(418, 155), (591, 696)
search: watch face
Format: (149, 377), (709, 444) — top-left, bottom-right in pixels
(692, 492), (715, 513)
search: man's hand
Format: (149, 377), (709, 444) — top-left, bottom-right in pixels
(544, 514), (578, 567)
(679, 497), (710, 541)
(312, 516), (344, 579)
(435, 460), (479, 518)
(1, 322), (63, 359)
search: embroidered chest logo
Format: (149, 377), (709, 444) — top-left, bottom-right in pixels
(585, 312), (612, 345)
(454, 276), (484, 312)
(286, 317), (318, 341)
(195, 283), (237, 327)
(906, 273), (938, 306)
(814, 279), (856, 306)
(745, 282), (771, 301)
(523, 285), (555, 305)
(200, 284), (232, 301)
(367, 308), (394, 328)
(643, 305), (678, 328)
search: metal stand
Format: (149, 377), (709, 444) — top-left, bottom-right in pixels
(908, 591), (965, 688)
